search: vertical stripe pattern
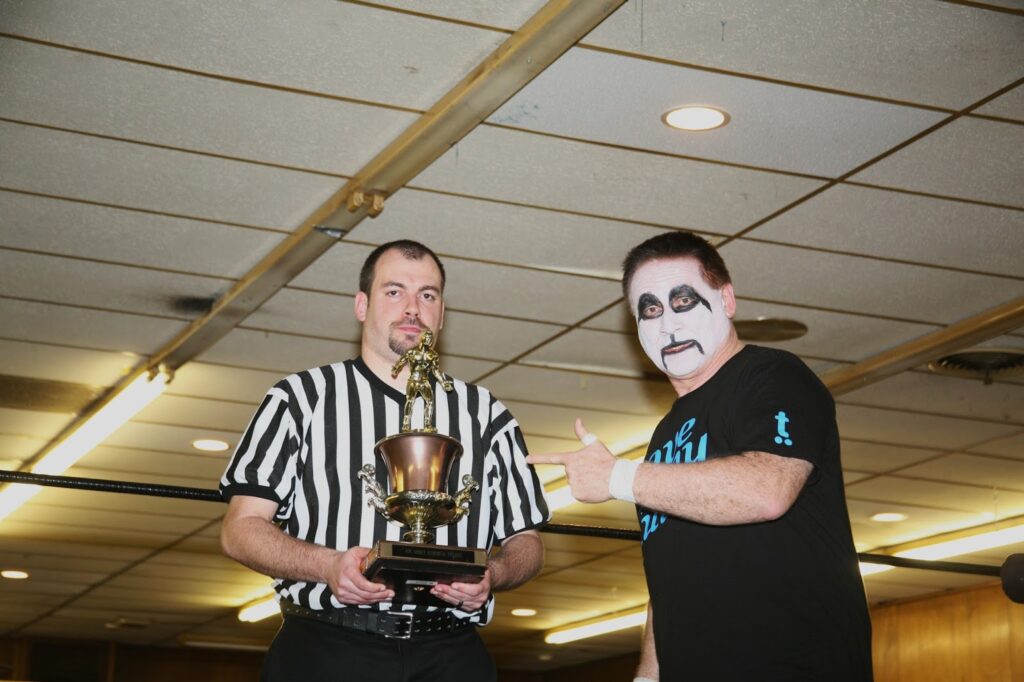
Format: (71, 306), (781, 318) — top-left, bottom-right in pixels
(221, 357), (550, 624)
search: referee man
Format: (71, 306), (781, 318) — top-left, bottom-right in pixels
(220, 240), (550, 681)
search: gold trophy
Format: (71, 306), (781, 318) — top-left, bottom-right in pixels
(357, 331), (486, 606)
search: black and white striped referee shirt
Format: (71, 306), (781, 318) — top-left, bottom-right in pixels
(220, 357), (550, 625)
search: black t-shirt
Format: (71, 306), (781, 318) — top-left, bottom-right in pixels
(640, 345), (872, 681)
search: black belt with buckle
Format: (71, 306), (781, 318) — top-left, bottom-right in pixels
(281, 601), (472, 640)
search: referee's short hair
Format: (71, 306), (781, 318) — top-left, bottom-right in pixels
(359, 240), (447, 294)
(621, 231), (731, 297)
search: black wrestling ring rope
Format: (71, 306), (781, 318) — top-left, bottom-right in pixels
(0, 469), (1002, 578)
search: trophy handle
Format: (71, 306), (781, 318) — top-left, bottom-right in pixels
(450, 474), (479, 523)
(358, 464), (390, 519)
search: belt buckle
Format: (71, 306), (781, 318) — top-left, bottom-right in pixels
(382, 611), (414, 640)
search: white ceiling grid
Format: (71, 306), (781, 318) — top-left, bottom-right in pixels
(0, 0), (1022, 672)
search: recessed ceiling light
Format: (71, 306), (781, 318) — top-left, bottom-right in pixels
(662, 106), (730, 131)
(511, 608), (537, 617)
(192, 439), (230, 452)
(871, 512), (908, 523)
(1, 570), (29, 580)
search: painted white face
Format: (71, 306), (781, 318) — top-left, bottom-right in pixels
(628, 258), (733, 379)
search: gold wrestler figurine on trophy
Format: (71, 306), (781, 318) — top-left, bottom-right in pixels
(391, 329), (453, 433)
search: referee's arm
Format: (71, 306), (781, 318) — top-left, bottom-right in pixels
(487, 529), (544, 592)
(220, 494), (395, 605)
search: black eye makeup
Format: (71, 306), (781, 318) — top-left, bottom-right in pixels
(668, 285), (711, 313)
(637, 292), (663, 321)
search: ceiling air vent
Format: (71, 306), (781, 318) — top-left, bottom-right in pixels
(734, 318), (808, 342)
(928, 348), (1024, 384)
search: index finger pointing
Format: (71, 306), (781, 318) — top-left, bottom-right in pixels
(526, 452), (569, 466)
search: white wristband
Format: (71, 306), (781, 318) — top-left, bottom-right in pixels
(608, 458), (642, 503)
(634, 677), (657, 682)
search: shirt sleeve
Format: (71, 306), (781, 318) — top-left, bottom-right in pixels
(219, 382), (301, 518)
(485, 397), (551, 541)
(728, 353), (834, 468)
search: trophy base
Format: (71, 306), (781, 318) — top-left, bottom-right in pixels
(362, 540), (488, 607)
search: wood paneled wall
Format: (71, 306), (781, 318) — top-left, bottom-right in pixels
(871, 582), (1024, 682)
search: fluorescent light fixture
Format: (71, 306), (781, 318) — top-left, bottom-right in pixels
(1, 570), (29, 580)
(871, 512), (908, 523)
(238, 596), (280, 623)
(192, 438), (230, 452)
(858, 562), (894, 577)
(179, 635), (268, 652)
(662, 106), (730, 131)
(545, 605), (647, 644)
(511, 608), (537, 617)
(895, 524), (1024, 561)
(0, 368), (170, 522)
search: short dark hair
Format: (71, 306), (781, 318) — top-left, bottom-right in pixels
(359, 240), (447, 294)
(621, 232), (731, 297)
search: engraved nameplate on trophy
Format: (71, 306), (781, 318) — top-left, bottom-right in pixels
(358, 331), (486, 606)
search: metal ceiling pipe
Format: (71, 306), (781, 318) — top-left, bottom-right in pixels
(822, 296), (1024, 396)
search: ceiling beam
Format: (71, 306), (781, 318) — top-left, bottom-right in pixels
(822, 296), (1024, 396)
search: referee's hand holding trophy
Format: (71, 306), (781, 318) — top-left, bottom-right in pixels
(355, 331), (490, 611)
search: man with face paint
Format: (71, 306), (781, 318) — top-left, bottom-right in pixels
(529, 232), (872, 681)
(220, 240), (550, 681)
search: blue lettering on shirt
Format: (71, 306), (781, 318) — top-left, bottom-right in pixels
(640, 417), (708, 542)
(773, 410), (793, 446)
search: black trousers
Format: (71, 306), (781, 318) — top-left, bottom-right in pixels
(261, 615), (497, 682)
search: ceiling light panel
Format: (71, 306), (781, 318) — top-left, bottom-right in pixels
(414, 125), (824, 234)
(489, 48), (942, 176)
(1, 0), (518, 111)
(583, 0), (1024, 109)
(852, 118), (1024, 207)
(753, 185), (1024, 278)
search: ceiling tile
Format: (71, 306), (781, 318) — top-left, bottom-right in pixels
(0, 250), (228, 318)
(104, 421), (239, 455)
(196, 328), (359, 374)
(490, 47), (944, 176)
(485, 365), (675, 417)
(168, 363), (286, 404)
(847, 475), (1024, 517)
(0, 37), (417, 176)
(584, 0), (1024, 109)
(505, 400), (659, 445)
(0, 297), (184, 356)
(751, 184), (1024, 277)
(371, 0), (548, 27)
(0, 190), (286, 279)
(837, 404), (1019, 450)
(0, 121), (342, 228)
(969, 431), (1024, 459)
(719, 240), (1024, 324)
(523, 328), (652, 378)
(0, 408), (72, 439)
(346, 189), (673, 280)
(0, 339), (136, 387)
(249, 287), (566, 361)
(840, 371), (1024, 423)
(852, 118), (1024, 207)
(295, 242), (624, 324)
(840, 440), (941, 474)
(133, 394), (258, 434)
(898, 453), (1024, 492)
(974, 83), (1024, 121)
(2, 0), (509, 110)
(413, 125), (825, 234)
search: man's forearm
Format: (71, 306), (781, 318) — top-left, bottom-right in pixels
(221, 514), (338, 584)
(633, 451), (812, 525)
(487, 531), (544, 592)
